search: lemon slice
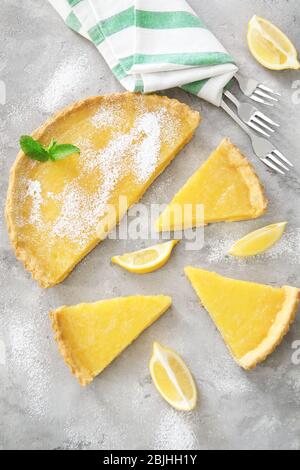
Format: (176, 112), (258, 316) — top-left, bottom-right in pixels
(149, 342), (197, 411)
(229, 222), (287, 257)
(111, 240), (179, 274)
(247, 15), (300, 70)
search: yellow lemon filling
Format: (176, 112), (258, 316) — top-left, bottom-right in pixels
(156, 139), (267, 232)
(50, 295), (172, 386)
(185, 267), (300, 369)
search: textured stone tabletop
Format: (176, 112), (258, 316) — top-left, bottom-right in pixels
(1, 0), (300, 450)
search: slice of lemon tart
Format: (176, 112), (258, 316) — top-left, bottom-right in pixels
(50, 295), (172, 386)
(6, 93), (200, 287)
(156, 139), (267, 231)
(185, 267), (300, 370)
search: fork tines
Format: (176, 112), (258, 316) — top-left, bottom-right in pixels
(249, 111), (280, 137)
(262, 150), (294, 175)
(250, 85), (281, 106)
(234, 73), (281, 106)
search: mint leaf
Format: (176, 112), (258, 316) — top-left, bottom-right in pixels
(20, 136), (49, 162)
(46, 139), (58, 153)
(49, 144), (80, 161)
(19, 136), (80, 162)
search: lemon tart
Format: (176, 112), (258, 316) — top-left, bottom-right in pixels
(156, 139), (267, 231)
(6, 93), (200, 287)
(50, 295), (172, 386)
(185, 267), (300, 369)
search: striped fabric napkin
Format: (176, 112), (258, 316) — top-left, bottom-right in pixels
(48, 0), (238, 106)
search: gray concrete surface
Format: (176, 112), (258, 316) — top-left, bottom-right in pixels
(1, 0), (300, 450)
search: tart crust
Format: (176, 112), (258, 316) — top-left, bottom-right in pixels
(156, 138), (268, 231)
(238, 286), (300, 370)
(220, 138), (268, 220)
(50, 307), (94, 386)
(50, 295), (172, 386)
(6, 93), (200, 287)
(185, 266), (300, 370)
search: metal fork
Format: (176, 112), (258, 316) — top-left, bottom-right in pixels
(234, 72), (281, 106)
(224, 90), (279, 138)
(221, 100), (293, 175)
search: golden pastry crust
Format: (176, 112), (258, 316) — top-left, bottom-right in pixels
(6, 93), (200, 288)
(156, 137), (268, 231)
(238, 286), (300, 370)
(221, 138), (268, 219)
(50, 295), (172, 386)
(185, 266), (300, 371)
(50, 307), (94, 386)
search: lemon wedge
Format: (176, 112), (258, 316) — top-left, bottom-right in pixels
(247, 15), (300, 70)
(149, 342), (197, 411)
(111, 240), (179, 274)
(229, 222), (287, 257)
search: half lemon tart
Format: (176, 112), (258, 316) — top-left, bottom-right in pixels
(6, 93), (200, 287)
(185, 267), (300, 370)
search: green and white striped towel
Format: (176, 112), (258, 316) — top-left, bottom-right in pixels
(48, 0), (238, 106)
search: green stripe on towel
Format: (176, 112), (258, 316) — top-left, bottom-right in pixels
(88, 7), (135, 45)
(121, 52), (235, 69)
(66, 11), (82, 32)
(182, 79), (209, 95)
(68, 0), (82, 7)
(101, 7), (134, 37)
(112, 64), (128, 81)
(88, 24), (105, 45)
(134, 79), (145, 93)
(135, 10), (205, 29)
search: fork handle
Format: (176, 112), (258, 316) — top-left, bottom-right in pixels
(223, 90), (240, 108)
(221, 100), (254, 139)
(233, 72), (254, 97)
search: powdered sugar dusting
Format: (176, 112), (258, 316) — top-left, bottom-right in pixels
(90, 101), (125, 129)
(16, 103), (180, 249)
(205, 353), (255, 396)
(5, 297), (53, 418)
(154, 409), (198, 450)
(26, 180), (43, 226)
(134, 112), (161, 183)
(38, 55), (90, 114)
(87, 109), (167, 183)
(206, 227), (300, 264)
(51, 181), (98, 243)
